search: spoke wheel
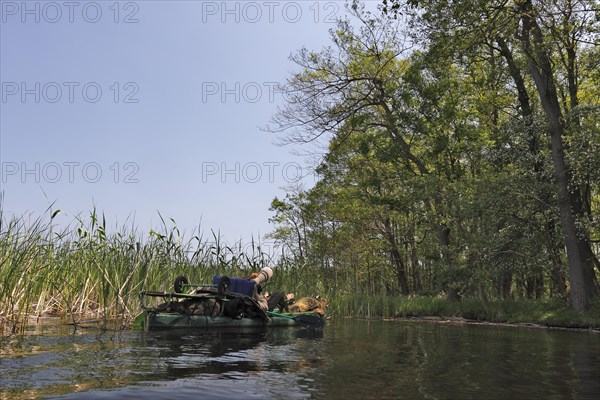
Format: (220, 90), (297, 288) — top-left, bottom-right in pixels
(174, 275), (189, 293)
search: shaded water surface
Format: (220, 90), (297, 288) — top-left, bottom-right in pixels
(1, 319), (599, 399)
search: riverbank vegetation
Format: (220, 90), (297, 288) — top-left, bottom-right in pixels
(1, 207), (599, 333)
(339, 296), (600, 329)
(0, 209), (275, 334)
(266, 1), (600, 313)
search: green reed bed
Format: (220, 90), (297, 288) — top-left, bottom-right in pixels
(0, 209), (275, 334)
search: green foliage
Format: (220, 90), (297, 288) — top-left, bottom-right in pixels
(358, 296), (600, 329)
(267, 1), (600, 308)
(0, 206), (275, 334)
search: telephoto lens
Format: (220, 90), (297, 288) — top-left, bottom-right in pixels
(252, 267), (273, 285)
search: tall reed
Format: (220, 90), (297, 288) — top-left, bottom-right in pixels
(0, 207), (276, 334)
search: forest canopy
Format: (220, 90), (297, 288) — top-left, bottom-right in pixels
(266, 0), (600, 310)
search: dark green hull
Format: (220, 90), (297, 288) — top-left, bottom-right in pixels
(136, 310), (323, 331)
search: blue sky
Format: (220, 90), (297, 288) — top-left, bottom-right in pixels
(0, 0), (368, 245)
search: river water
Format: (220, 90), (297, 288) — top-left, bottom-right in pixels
(1, 318), (599, 399)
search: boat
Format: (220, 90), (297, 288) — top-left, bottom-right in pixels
(134, 272), (324, 331)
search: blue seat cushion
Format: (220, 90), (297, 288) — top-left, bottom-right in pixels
(212, 276), (256, 297)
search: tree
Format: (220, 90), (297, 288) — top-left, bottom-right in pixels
(267, 189), (309, 264)
(390, 0), (600, 309)
(266, 1), (599, 309)
(267, 6), (474, 297)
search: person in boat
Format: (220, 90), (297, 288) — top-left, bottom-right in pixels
(265, 290), (295, 312)
(242, 267), (294, 312)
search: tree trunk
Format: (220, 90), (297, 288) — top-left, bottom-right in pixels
(546, 221), (567, 297)
(439, 224), (458, 300)
(390, 246), (410, 296)
(498, 270), (513, 299)
(478, 281), (491, 319)
(518, 0), (596, 310)
(410, 242), (422, 293)
(381, 218), (410, 296)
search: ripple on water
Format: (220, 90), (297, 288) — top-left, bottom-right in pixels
(2, 320), (600, 400)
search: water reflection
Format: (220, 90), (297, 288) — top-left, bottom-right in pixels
(1, 320), (598, 399)
(315, 320), (600, 400)
(137, 329), (314, 380)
